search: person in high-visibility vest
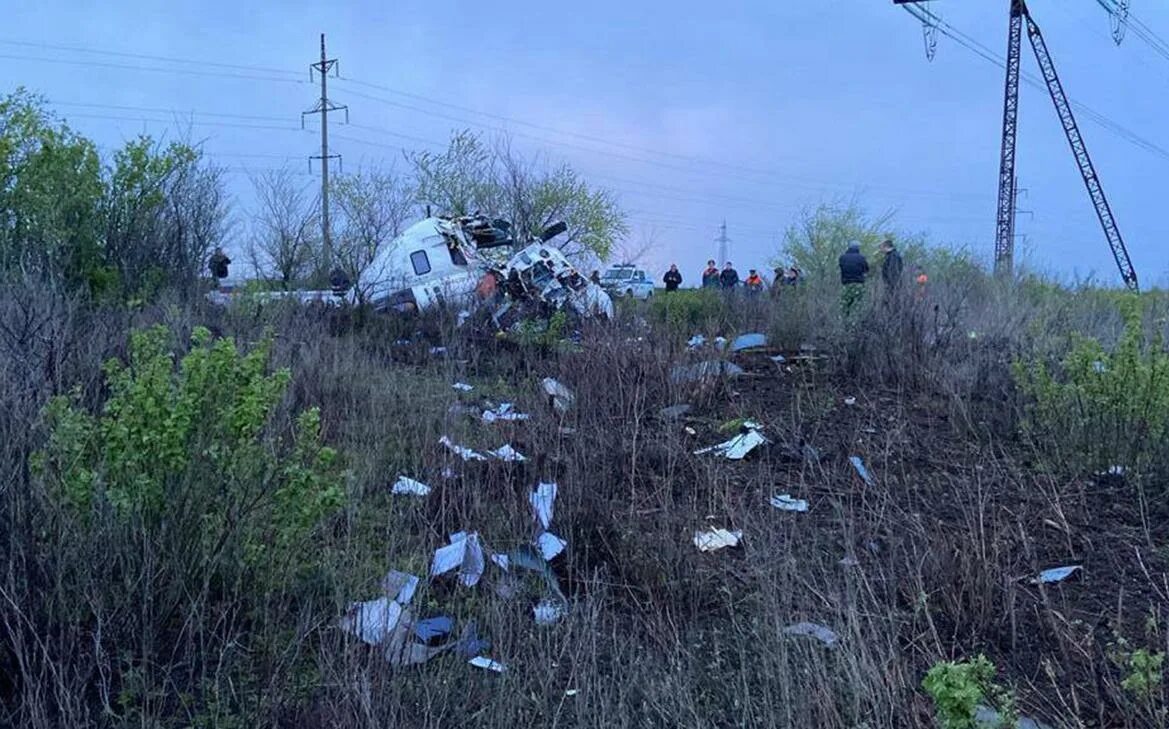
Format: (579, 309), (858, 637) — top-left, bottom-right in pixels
(914, 267), (929, 300)
(745, 269), (764, 296)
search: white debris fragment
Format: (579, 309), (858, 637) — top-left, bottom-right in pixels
(536, 532), (567, 561)
(468, 656), (507, 673)
(339, 598), (405, 646)
(452, 382), (474, 392)
(693, 528), (742, 552)
(670, 360), (744, 384)
(488, 444), (527, 462)
(565, 689), (579, 697)
(714, 336), (728, 351)
(430, 346), (448, 355)
(430, 532), (486, 587)
(482, 403), (530, 423)
(1091, 360), (1107, 374)
(687, 334), (706, 349)
(694, 426), (770, 460)
(558, 426), (577, 436)
(770, 494), (809, 512)
(1032, 565), (1081, 585)
(490, 553), (510, 570)
(530, 482), (558, 530)
(392, 476), (431, 497)
(542, 377), (574, 414)
(441, 467), (459, 480)
(770, 354), (786, 363)
(730, 332), (767, 352)
(439, 436), (488, 461)
(782, 622), (839, 647)
(849, 456), (874, 486)
(838, 555), (860, 567)
(844, 396), (857, 406)
(339, 569), (420, 646)
(533, 598), (566, 625)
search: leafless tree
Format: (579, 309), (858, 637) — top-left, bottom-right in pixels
(246, 169), (319, 289)
(331, 168), (415, 304)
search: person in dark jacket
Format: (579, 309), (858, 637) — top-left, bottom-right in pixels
(880, 239), (903, 290)
(701, 260), (720, 288)
(719, 262), (739, 289)
(663, 264), (682, 292)
(838, 242), (869, 314)
(209, 247), (231, 280)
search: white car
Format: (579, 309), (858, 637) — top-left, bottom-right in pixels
(600, 265), (655, 300)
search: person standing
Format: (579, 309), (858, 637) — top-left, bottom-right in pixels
(589, 270), (601, 285)
(719, 261), (739, 289)
(209, 247), (231, 281)
(838, 242), (869, 315)
(745, 269), (764, 296)
(879, 239), (903, 291)
(663, 264), (682, 292)
(914, 266), (929, 300)
(701, 259), (720, 288)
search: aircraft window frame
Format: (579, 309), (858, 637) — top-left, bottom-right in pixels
(410, 250), (432, 276)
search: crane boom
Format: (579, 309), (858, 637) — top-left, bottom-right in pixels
(1024, 11), (1139, 290)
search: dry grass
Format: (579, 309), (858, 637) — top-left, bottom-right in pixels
(1, 275), (1168, 728)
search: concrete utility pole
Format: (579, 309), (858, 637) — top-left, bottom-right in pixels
(715, 220), (731, 264)
(302, 33), (348, 269)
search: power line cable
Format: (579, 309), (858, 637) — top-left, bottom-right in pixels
(0, 37), (302, 76)
(0, 52), (306, 84)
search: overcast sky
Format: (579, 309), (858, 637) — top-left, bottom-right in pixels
(3, 0), (1166, 286)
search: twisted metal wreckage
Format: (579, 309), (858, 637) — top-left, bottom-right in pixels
(209, 215), (614, 331)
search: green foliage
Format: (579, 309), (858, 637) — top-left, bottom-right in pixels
(1014, 295), (1169, 473)
(38, 325), (343, 562)
(510, 309), (569, 350)
(648, 288), (728, 337)
(923, 655), (1016, 729)
(1121, 649), (1165, 701)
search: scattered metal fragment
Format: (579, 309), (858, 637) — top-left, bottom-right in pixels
(533, 598), (566, 625)
(695, 424), (770, 460)
(452, 382), (474, 392)
(468, 656), (507, 673)
(770, 494), (809, 512)
(670, 360), (744, 384)
(530, 482), (558, 530)
(730, 332), (767, 352)
(542, 377), (574, 414)
(488, 444), (527, 462)
(382, 570), (420, 604)
(782, 622), (839, 647)
(687, 334), (706, 349)
(713, 336), (728, 351)
(413, 616), (455, 641)
(659, 403), (693, 420)
(839, 555), (860, 567)
(770, 354), (786, 363)
(844, 396), (857, 406)
(482, 403), (530, 423)
(430, 346), (448, 355)
(439, 436), (488, 461)
(339, 597), (407, 646)
(536, 532), (567, 561)
(430, 532), (486, 587)
(693, 528), (742, 552)
(1032, 565), (1081, 585)
(1091, 360), (1107, 374)
(975, 705), (1052, 729)
(392, 476), (431, 497)
(849, 456), (874, 486)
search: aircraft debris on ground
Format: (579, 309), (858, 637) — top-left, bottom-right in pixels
(1032, 565), (1081, 585)
(695, 422), (770, 460)
(782, 622), (840, 648)
(770, 494), (808, 512)
(207, 215), (613, 332)
(693, 528), (742, 552)
(392, 476), (431, 497)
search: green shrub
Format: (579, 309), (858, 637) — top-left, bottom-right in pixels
(1122, 649), (1165, 701)
(1014, 295), (1169, 474)
(648, 288), (728, 337)
(923, 655), (1016, 729)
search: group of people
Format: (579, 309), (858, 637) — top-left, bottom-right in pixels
(659, 260), (802, 296)
(839, 238), (928, 313)
(650, 238), (927, 312)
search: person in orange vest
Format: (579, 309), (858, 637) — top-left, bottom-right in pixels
(914, 266), (928, 300)
(744, 269), (765, 297)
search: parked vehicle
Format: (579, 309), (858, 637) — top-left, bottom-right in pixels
(600, 264), (654, 300)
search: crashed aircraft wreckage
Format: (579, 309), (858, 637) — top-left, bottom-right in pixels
(209, 215), (614, 329)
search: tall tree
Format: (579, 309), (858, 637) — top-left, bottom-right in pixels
(331, 168), (414, 304)
(246, 169), (319, 289)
